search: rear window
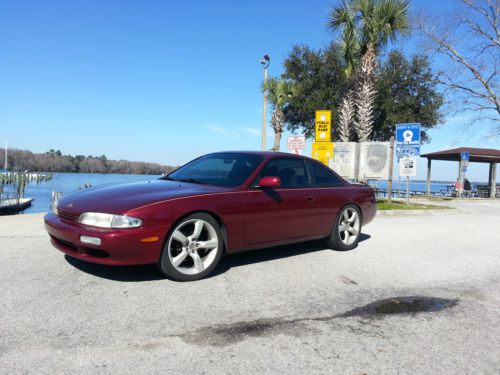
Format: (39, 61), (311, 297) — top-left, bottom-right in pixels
(306, 160), (343, 187)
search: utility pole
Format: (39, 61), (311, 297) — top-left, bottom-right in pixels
(260, 55), (270, 151)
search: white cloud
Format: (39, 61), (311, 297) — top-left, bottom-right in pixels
(202, 125), (240, 139)
(240, 127), (261, 136)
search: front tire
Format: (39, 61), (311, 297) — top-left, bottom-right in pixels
(325, 204), (361, 251)
(159, 213), (223, 281)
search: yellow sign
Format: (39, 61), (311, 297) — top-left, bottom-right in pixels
(312, 142), (334, 167)
(315, 110), (332, 142)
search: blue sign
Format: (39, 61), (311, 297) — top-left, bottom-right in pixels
(396, 144), (420, 157)
(396, 123), (421, 144)
(461, 152), (470, 161)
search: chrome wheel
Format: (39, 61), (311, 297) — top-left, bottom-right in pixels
(167, 219), (219, 275)
(338, 207), (360, 246)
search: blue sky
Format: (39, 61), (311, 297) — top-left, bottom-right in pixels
(0, 0), (498, 181)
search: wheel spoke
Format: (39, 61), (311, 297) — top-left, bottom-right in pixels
(172, 230), (188, 245)
(343, 211), (349, 222)
(197, 239), (218, 249)
(347, 225), (359, 235)
(190, 251), (204, 272)
(348, 211), (358, 223)
(191, 220), (204, 239)
(339, 224), (347, 232)
(172, 248), (188, 267)
(343, 230), (349, 242)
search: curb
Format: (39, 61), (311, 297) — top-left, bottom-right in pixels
(376, 208), (460, 217)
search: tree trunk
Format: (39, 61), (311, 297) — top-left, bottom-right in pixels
(354, 44), (376, 142)
(338, 89), (355, 142)
(271, 109), (285, 151)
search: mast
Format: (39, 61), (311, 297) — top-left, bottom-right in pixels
(4, 141), (7, 171)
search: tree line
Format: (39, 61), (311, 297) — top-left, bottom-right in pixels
(0, 148), (176, 175)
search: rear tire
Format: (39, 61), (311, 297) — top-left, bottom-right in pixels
(159, 213), (223, 281)
(324, 204), (361, 251)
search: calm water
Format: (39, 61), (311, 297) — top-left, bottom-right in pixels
(2, 172), (463, 215)
(2, 172), (160, 214)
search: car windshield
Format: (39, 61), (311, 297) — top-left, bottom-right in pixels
(162, 153), (263, 187)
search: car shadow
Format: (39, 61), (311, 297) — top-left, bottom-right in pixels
(209, 233), (371, 278)
(64, 255), (165, 282)
(64, 233), (371, 282)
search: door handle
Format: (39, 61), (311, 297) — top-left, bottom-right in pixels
(306, 195), (315, 201)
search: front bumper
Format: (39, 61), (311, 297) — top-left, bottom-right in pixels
(44, 212), (167, 265)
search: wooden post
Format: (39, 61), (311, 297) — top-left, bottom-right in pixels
(387, 136), (395, 203)
(490, 162), (497, 198)
(426, 158), (432, 195)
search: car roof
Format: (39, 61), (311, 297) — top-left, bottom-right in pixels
(207, 150), (311, 159)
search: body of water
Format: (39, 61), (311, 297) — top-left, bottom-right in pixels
(2, 172), (473, 215)
(2, 173), (159, 214)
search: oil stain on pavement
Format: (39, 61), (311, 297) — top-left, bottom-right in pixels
(176, 296), (459, 347)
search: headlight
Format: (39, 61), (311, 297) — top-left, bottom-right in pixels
(78, 212), (142, 229)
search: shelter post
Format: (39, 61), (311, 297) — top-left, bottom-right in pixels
(490, 163), (497, 198)
(426, 158), (431, 195)
(457, 159), (463, 197)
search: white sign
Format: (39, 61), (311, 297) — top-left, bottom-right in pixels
(399, 157), (417, 177)
(287, 136), (306, 151)
(358, 142), (390, 180)
(332, 142), (359, 179)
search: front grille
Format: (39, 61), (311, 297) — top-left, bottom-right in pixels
(51, 235), (78, 251)
(51, 235), (109, 258)
(58, 210), (79, 223)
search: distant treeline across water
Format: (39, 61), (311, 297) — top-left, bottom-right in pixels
(0, 148), (176, 175)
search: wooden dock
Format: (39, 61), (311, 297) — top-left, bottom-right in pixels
(0, 197), (34, 214)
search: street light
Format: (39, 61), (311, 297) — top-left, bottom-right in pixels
(261, 54), (270, 151)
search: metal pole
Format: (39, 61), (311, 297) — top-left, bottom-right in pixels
(406, 176), (410, 205)
(261, 65), (268, 151)
(387, 136), (394, 203)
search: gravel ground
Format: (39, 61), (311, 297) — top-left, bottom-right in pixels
(1, 200), (499, 374)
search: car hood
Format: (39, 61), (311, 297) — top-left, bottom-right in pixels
(57, 179), (230, 215)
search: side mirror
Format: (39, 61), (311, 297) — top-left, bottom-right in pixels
(258, 176), (281, 188)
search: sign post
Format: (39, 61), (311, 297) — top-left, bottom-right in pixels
(312, 110), (333, 167)
(396, 123), (421, 204)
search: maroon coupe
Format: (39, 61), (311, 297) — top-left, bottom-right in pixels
(44, 152), (376, 281)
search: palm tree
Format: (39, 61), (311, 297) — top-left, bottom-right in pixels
(329, 0), (410, 141)
(263, 78), (298, 151)
(329, 1), (359, 142)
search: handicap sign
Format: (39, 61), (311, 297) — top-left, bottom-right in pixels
(396, 123), (421, 144)
(461, 152), (470, 161)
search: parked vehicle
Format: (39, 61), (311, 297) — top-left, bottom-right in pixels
(44, 152), (377, 281)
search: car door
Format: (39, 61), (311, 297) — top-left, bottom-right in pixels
(242, 157), (317, 247)
(304, 159), (347, 236)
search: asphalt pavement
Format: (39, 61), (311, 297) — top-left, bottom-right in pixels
(1, 200), (499, 374)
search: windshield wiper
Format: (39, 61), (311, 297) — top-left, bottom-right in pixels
(176, 178), (205, 185)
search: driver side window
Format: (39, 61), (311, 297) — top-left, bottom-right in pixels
(255, 158), (310, 188)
